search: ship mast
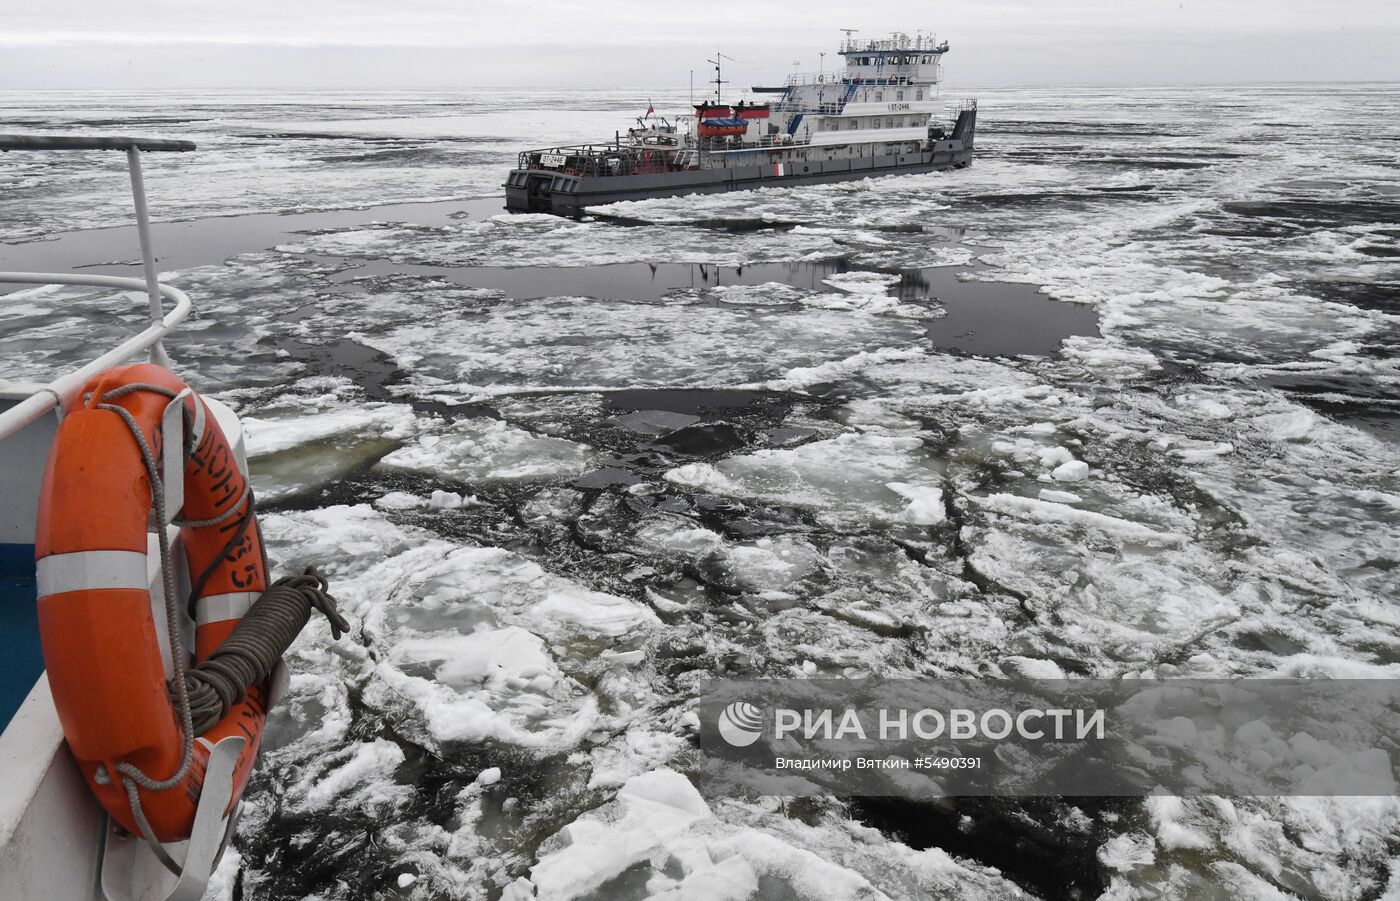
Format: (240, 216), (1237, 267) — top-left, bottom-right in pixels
(707, 52), (730, 104)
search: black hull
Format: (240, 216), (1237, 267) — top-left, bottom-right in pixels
(505, 108), (976, 215)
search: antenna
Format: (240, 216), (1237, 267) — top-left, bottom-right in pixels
(707, 52), (731, 105)
(840, 27), (859, 51)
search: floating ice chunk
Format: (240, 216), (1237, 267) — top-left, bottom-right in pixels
(374, 651), (585, 748)
(244, 402), (417, 457)
(666, 432), (942, 529)
(525, 767), (899, 900)
(644, 855), (759, 901)
(1176, 394), (1233, 420)
(587, 729), (687, 791)
(701, 538), (825, 595)
(476, 767), (502, 786)
(821, 272), (901, 296)
(611, 409), (701, 434)
(529, 586), (661, 638)
(802, 272), (923, 315)
(260, 504), (423, 582)
(1061, 336), (1160, 376)
(377, 626), (586, 746)
(501, 878), (536, 901)
(1038, 488), (1081, 504)
(429, 489), (467, 509)
(244, 399), (421, 499)
(1253, 409), (1317, 442)
(886, 482), (946, 525)
(636, 516), (727, 557)
(1146, 796), (1213, 851)
(375, 490), (428, 510)
(393, 627), (552, 690)
(705, 281), (810, 307)
(1001, 656), (1065, 679)
(296, 738), (406, 811)
(359, 295), (922, 397)
(974, 493), (1186, 546)
(1051, 460), (1090, 482)
(1039, 446), (1074, 469)
(381, 417), (591, 482)
(772, 346), (926, 390)
(1097, 833), (1155, 872)
(1169, 442), (1234, 462)
(397, 873), (417, 888)
(528, 768), (713, 899)
(428, 489), (478, 509)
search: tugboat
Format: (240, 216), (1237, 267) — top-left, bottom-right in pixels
(504, 31), (976, 215)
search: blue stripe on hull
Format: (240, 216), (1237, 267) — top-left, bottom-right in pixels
(0, 544), (41, 734)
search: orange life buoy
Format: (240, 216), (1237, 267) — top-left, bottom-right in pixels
(35, 362), (269, 842)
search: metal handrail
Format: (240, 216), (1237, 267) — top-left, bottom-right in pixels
(0, 273), (192, 438)
(0, 135), (196, 441)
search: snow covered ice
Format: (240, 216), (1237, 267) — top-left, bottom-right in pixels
(3, 83), (1400, 900)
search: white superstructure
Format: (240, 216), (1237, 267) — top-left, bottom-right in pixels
(770, 32), (950, 148)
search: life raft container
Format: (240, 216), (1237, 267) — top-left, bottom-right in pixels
(35, 362), (271, 843)
(697, 118), (747, 138)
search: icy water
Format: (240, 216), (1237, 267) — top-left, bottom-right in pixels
(2, 84), (1399, 900)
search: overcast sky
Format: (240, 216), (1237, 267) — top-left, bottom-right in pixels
(2, 1), (1398, 89)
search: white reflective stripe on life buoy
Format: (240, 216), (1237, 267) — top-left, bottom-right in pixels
(196, 590), (259, 626)
(36, 550), (149, 598)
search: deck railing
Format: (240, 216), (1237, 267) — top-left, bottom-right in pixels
(0, 135), (196, 441)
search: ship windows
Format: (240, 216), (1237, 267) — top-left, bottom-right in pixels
(885, 118), (894, 128)
(896, 90), (904, 101)
(874, 91), (883, 101)
(917, 89), (924, 100)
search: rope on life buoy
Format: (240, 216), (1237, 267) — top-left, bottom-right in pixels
(184, 568), (348, 735)
(88, 382), (199, 873)
(86, 381), (348, 874)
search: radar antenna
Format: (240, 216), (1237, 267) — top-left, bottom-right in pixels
(707, 52), (732, 104)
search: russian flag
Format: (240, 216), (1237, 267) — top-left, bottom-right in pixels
(645, 100), (655, 118)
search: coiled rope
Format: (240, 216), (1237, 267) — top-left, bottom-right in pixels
(91, 382), (347, 874)
(184, 568), (348, 735)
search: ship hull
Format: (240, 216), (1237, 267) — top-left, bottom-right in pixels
(504, 102), (976, 216)
(505, 143), (971, 215)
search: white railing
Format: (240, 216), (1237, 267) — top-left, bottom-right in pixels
(0, 274), (192, 439)
(0, 136), (197, 442)
(783, 71), (846, 87)
(839, 33), (948, 54)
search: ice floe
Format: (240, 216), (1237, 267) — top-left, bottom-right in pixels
(380, 416), (592, 482)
